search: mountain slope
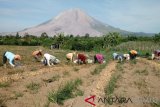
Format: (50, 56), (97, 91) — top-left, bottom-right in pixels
(18, 8), (128, 36)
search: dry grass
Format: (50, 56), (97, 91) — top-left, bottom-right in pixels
(113, 41), (160, 53)
(26, 82), (41, 94)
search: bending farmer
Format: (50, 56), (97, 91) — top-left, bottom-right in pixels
(32, 50), (42, 61)
(3, 51), (21, 67)
(42, 53), (60, 66)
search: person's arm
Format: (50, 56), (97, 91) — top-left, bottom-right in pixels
(39, 52), (42, 56)
(46, 57), (51, 66)
(9, 58), (15, 67)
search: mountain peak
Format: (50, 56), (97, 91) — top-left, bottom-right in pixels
(54, 8), (88, 20)
(67, 8), (84, 12)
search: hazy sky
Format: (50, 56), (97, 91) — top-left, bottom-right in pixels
(0, 0), (160, 33)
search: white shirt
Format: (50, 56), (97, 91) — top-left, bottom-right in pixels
(44, 53), (56, 66)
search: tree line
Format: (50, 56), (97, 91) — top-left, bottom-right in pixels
(0, 32), (159, 51)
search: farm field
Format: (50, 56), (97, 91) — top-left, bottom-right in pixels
(0, 45), (160, 107)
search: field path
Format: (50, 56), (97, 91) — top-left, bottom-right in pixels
(70, 61), (117, 107)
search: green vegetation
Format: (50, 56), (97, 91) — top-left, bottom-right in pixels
(151, 101), (160, 107)
(112, 41), (160, 56)
(105, 72), (120, 96)
(0, 82), (10, 88)
(91, 63), (107, 75)
(26, 82), (41, 93)
(48, 79), (83, 105)
(13, 92), (23, 99)
(0, 100), (6, 107)
(105, 63), (123, 96)
(1, 32), (159, 52)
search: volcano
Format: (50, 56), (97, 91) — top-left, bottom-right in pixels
(18, 8), (128, 36)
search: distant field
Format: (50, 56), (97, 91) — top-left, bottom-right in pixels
(112, 41), (160, 54)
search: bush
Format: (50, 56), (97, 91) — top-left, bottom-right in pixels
(48, 79), (83, 105)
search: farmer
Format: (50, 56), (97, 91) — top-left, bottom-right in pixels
(129, 50), (138, 59)
(32, 50), (42, 61)
(2, 51), (21, 68)
(42, 53), (60, 66)
(113, 52), (118, 60)
(113, 52), (124, 62)
(152, 50), (160, 60)
(66, 52), (76, 62)
(94, 54), (105, 64)
(77, 53), (87, 64)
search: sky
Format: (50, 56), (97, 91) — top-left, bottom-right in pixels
(0, 0), (160, 33)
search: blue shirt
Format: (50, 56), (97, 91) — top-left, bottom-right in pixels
(113, 53), (118, 60)
(5, 51), (15, 66)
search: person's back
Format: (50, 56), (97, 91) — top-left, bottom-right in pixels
(66, 53), (74, 61)
(129, 50), (138, 59)
(3, 51), (21, 67)
(44, 53), (50, 60)
(77, 54), (86, 64)
(113, 53), (118, 60)
(96, 54), (104, 63)
(117, 54), (124, 62)
(43, 53), (58, 66)
(32, 50), (42, 61)
(5, 51), (15, 60)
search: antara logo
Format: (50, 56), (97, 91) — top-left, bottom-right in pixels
(84, 95), (96, 106)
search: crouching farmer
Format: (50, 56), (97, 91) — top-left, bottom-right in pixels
(32, 50), (42, 62)
(94, 54), (105, 64)
(129, 50), (138, 59)
(152, 50), (160, 60)
(66, 52), (76, 62)
(42, 53), (60, 66)
(3, 51), (21, 68)
(76, 53), (88, 64)
(112, 52), (124, 62)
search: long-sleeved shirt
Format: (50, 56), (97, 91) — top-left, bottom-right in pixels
(113, 53), (118, 60)
(5, 51), (15, 67)
(95, 54), (104, 63)
(44, 53), (56, 66)
(77, 54), (86, 64)
(66, 53), (74, 61)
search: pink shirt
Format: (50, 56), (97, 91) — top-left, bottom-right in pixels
(96, 54), (104, 63)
